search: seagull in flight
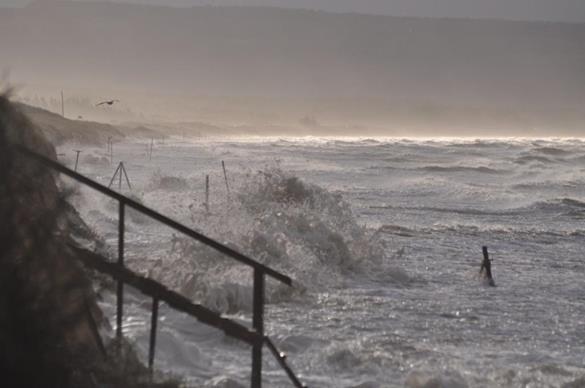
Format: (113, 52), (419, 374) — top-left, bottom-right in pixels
(96, 99), (120, 107)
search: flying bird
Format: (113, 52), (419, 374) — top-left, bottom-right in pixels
(96, 99), (119, 107)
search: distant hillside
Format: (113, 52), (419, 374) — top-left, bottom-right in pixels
(2, 1), (584, 134)
(16, 102), (251, 143)
(17, 103), (125, 145)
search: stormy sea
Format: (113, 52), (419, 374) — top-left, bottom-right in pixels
(59, 137), (585, 387)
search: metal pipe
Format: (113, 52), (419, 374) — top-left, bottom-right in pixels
(148, 297), (159, 372)
(251, 269), (265, 388)
(116, 201), (125, 346)
(264, 337), (306, 388)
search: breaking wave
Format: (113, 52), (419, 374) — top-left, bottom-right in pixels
(514, 155), (555, 165)
(146, 170), (190, 191)
(418, 165), (508, 174)
(520, 197), (585, 213)
(533, 147), (572, 156)
(140, 167), (408, 313)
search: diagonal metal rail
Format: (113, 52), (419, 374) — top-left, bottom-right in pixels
(71, 245), (260, 345)
(16, 145), (306, 388)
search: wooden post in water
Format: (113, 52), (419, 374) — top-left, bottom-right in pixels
(222, 160), (230, 199)
(74, 150), (82, 172)
(480, 246), (496, 287)
(205, 175), (210, 214)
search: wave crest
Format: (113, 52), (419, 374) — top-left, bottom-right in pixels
(144, 167), (407, 313)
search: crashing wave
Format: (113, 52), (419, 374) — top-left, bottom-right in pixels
(147, 170), (190, 191)
(144, 167), (407, 313)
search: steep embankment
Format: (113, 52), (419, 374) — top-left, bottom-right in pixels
(0, 94), (174, 387)
(0, 93), (105, 385)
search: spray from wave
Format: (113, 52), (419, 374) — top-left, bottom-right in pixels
(137, 166), (409, 313)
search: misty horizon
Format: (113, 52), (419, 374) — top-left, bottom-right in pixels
(1, 0), (584, 136)
(3, 0), (585, 24)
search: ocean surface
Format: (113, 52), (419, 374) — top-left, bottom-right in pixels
(59, 138), (585, 388)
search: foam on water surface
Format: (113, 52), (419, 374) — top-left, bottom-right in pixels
(61, 138), (585, 387)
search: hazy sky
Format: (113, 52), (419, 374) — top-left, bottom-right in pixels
(2, 0), (585, 23)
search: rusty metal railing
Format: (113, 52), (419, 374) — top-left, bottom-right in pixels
(17, 145), (306, 388)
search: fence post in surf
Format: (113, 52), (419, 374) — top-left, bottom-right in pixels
(205, 175), (210, 214)
(148, 296), (160, 374)
(149, 137), (154, 160)
(108, 163), (122, 189)
(222, 160), (231, 199)
(480, 246), (495, 286)
(116, 201), (125, 350)
(120, 162), (132, 190)
(73, 149), (82, 172)
(251, 268), (265, 388)
(108, 162), (132, 191)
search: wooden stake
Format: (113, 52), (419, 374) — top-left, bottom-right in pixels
(149, 137), (154, 160)
(205, 175), (210, 214)
(480, 246), (496, 287)
(222, 160), (230, 198)
(108, 162), (132, 191)
(74, 150), (82, 172)
(108, 163), (122, 189)
(121, 162), (132, 190)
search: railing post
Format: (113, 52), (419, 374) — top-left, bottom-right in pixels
(116, 201), (125, 348)
(251, 268), (265, 388)
(148, 296), (159, 373)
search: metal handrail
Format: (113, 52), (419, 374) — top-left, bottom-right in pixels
(70, 244), (260, 345)
(16, 146), (291, 285)
(265, 337), (307, 388)
(16, 145), (306, 388)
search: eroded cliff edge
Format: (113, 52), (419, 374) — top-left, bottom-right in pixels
(0, 93), (177, 387)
